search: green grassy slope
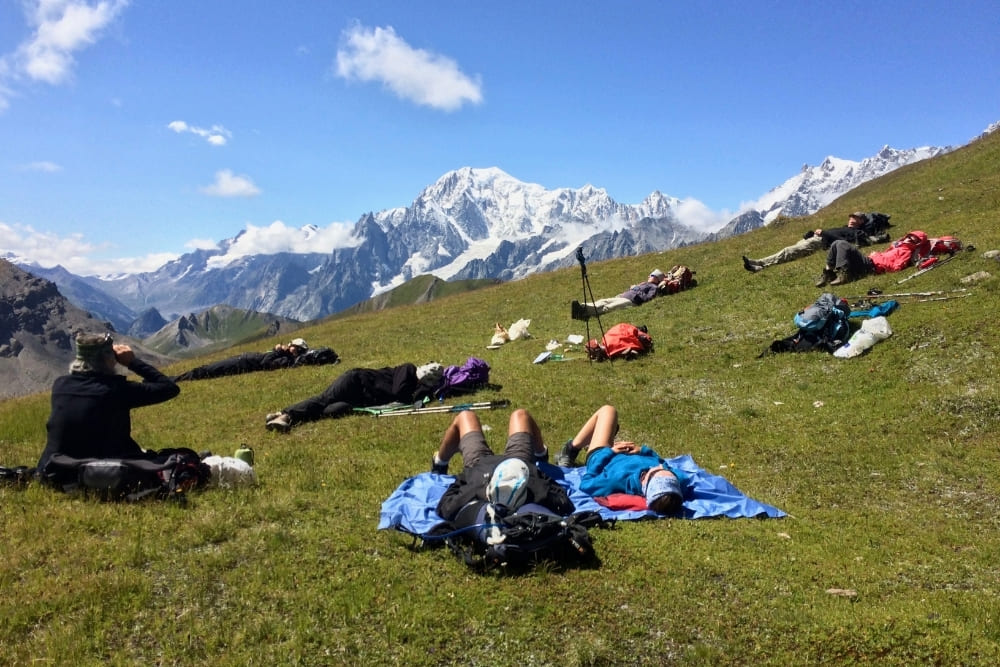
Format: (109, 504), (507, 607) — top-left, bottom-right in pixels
(1, 130), (998, 665)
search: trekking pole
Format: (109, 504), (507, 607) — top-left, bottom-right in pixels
(913, 293), (971, 303)
(843, 288), (969, 300)
(576, 246), (611, 365)
(896, 244), (974, 284)
(374, 399), (511, 417)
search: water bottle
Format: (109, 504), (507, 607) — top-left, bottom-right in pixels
(234, 445), (254, 466)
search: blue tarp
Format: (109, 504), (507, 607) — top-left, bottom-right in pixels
(378, 454), (786, 536)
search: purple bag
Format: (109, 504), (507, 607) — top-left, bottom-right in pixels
(435, 357), (490, 398)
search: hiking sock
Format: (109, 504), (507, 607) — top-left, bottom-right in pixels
(533, 445), (549, 464)
(431, 452), (450, 474)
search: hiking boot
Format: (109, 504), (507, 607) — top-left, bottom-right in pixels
(265, 412), (282, 424)
(814, 269), (836, 287)
(829, 270), (851, 286)
(555, 439), (580, 467)
(571, 300), (589, 321)
(430, 453), (449, 475)
(265, 413), (291, 433)
(742, 256), (762, 273)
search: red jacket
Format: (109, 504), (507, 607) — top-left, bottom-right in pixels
(870, 231), (928, 274)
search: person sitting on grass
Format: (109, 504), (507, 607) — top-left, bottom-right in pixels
(742, 211), (890, 273)
(571, 268), (668, 320)
(36, 333), (180, 474)
(556, 404), (688, 515)
(264, 362), (444, 432)
(431, 407), (575, 521)
(815, 230), (931, 287)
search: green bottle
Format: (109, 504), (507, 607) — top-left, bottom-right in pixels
(234, 445), (254, 466)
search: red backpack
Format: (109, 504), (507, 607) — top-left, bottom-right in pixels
(657, 265), (696, 295)
(929, 236), (963, 255)
(586, 323), (653, 361)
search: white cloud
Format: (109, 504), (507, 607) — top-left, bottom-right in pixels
(184, 238), (222, 251)
(206, 220), (360, 269)
(167, 119), (230, 146)
(19, 160), (63, 172)
(199, 169), (260, 197)
(21, 0), (128, 84)
(336, 24), (482, 111)
(0, 220), (175, 276)
(675, 197), (732, 233)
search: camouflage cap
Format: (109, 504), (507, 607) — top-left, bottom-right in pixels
(75, 333), (114, 362)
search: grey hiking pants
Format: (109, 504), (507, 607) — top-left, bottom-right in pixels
(826, 240), (875, 278)
(753, 235), (824, 267)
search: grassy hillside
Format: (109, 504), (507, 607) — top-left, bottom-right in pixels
(1, 130), (999, 665)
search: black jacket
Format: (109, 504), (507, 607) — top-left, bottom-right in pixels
(37, 358), (180, 470)
(283, 363), (435, 423)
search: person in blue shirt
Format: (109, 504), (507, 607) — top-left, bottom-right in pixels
(556, 404), (688, 515)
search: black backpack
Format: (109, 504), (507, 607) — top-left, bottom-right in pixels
(294, 347), (340, 366)
(39, 448), (211, 503)
(427, 501), (612, 572)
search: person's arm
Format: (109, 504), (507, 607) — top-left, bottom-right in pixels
(115, 346), (180, 407)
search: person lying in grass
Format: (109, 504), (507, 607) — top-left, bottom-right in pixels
(431, 407), (575, 520)
(556, 404), (688, 515)
(264, 362), (443, 432)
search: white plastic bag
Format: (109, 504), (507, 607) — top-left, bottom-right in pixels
(202, 455), (258, 488)
(833, 316), (892, 359)
(507, 318), (532, 340)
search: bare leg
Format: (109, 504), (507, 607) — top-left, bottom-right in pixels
(507, 408), (546, 457)
(434, 410), (483, 462)
(573, 404), (619, 454)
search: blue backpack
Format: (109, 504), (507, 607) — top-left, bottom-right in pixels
(793, 293), (851, 343)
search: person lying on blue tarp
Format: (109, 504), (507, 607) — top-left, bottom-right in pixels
(556, 404), (689, 515)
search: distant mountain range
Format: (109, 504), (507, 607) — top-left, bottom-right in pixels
(10, 135), (974, 330)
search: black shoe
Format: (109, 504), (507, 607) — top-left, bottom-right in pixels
(430, 454), (449, 475)
(555, 439), (580, 467)
(742, 256), (762, 273)
(571, 300), (590, 321)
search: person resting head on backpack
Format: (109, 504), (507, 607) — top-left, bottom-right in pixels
(431, 408), (575, 521)
(36, 332), (181, 475)
(815, 230), (932, 287)
(556, 404), (689, 515)
(173, 337), (318, 382)
(264, 361), (445, 432)
(743, 211), (889, 274)
(571, 268), (668, 321)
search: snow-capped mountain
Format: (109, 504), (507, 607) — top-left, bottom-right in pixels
(13, 139), (958, 325)
(712, 145), (950, 239)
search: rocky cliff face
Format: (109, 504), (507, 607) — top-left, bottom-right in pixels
(0, 259), (171, 399)
(0, 259), (115, 398)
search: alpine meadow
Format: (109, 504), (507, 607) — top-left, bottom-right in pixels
(2, 129), (999, 666)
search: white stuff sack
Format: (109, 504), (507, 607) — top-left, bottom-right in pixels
(833, 316), (893, 359)
(507, 318), (532, 340)
(203, 455), (258, 488)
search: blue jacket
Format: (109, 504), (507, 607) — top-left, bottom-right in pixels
(580, 445), (688, 497)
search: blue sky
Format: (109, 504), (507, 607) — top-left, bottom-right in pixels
(1, 1), (997, 276)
